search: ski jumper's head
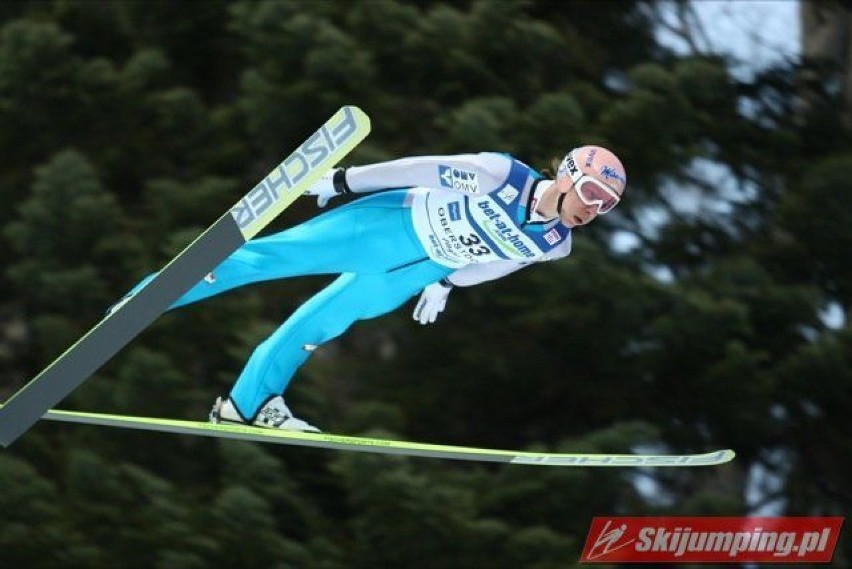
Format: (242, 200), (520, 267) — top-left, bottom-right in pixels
(553, 146), (626, 227)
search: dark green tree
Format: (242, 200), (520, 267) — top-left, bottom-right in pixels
(1, 0), (850, 566)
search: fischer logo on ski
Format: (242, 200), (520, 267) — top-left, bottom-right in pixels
(231, 107), (362, 233)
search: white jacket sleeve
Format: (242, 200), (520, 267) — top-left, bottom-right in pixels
(445, 238), (573, 287)
(343, 153), (512, 196)
(445, 259), (530, 286)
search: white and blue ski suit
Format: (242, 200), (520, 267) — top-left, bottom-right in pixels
(132, 153), (573, 420)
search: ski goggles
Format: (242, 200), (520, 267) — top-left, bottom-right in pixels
(557, 150), (621, 215)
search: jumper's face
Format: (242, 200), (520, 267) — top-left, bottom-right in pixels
(555, 147), (626, 227)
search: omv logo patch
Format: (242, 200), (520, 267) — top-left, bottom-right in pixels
(439, 165), (479, 193)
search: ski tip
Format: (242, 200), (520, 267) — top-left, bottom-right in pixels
(341, 105), (371, 127)
(510, 448), (737, 467)
(340, 105), (372, 136)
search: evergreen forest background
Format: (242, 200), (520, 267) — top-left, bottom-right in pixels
(0, 1), (849, 567)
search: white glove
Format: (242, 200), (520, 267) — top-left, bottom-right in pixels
(304, 168), (345, 208)
(413, 281), (453, 325)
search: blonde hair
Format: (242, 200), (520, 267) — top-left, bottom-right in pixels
(540, 156), (562, 179)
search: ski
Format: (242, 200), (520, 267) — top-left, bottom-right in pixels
(0, 106), (371, 447)
(19, 405), (735, 467)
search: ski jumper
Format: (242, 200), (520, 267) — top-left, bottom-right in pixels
(129, 153), (573, 420)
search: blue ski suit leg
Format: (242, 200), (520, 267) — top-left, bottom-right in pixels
(229, 259), (449, 418)
(125, 191), (451, 418)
